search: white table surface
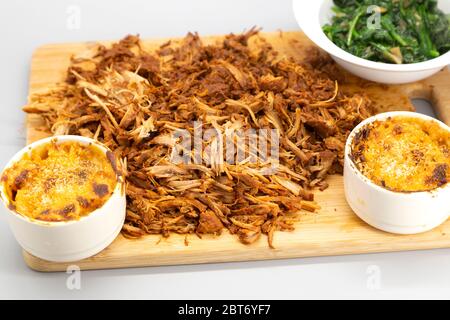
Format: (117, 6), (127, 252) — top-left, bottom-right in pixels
(0, 0), (448, 300)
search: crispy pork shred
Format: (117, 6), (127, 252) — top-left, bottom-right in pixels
(23, 29), (373, 247)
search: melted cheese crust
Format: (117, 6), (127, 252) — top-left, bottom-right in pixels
(351, 117), (450, 192)
(2, 141), (117, 221)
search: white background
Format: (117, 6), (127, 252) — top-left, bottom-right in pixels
(0, 0), (447, 299)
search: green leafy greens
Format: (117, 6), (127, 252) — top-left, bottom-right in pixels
(322, 0), (450, 64)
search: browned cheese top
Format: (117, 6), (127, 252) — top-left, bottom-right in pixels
(351, 116), (450, 192)
(2, 141), (117, 221)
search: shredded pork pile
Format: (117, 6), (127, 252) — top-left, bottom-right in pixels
(23, 30), (372, 247)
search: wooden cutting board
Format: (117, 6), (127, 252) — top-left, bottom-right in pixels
(23, 31), (450, 272)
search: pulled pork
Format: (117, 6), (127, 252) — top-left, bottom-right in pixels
(23, 29), (372, 247)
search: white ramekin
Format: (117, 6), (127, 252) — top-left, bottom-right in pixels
(293, 0), (450, 84)
(344, 111), (450, 234)
(0, 135), (126, 262)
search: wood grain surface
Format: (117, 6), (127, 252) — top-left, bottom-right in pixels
(22, 31), (450, 272)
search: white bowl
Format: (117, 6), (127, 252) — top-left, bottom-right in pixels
(344, 111), (450, 234)
(293, 0), (450, 84)
(0, 135), (126, 262)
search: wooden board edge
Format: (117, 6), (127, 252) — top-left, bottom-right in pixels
(421, 67), (450, 126)
(22, 241), (450, 272)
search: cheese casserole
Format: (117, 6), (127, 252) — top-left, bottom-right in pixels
(1, 140), (118, 222)
(351, 116), (450, 192)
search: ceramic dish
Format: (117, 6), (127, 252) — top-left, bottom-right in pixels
(292, 0), (450, 84)
(0, 135), (126, 262)
(344, 111), (450, 234)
